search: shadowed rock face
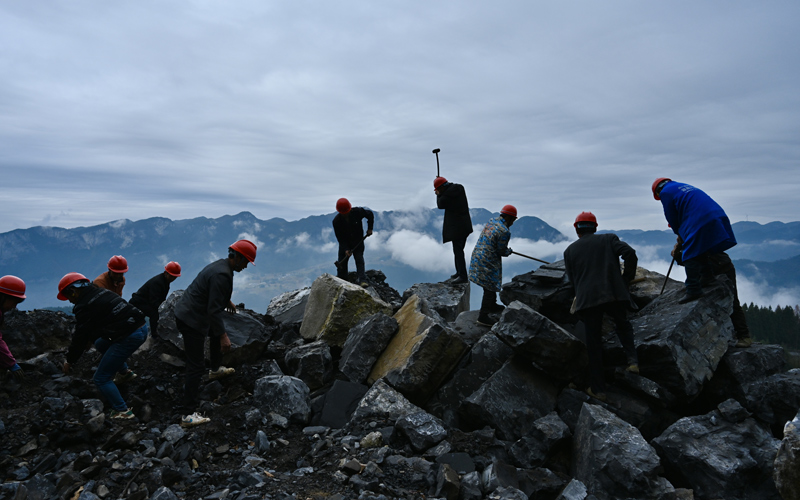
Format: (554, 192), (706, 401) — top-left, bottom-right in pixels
(774, 410), (800, 500)
(401, 282), (470, 323)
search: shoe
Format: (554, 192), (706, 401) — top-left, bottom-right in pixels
(209, 366), (235, 380)
(451, 276), (468, 284)
(586, 388), (607, 402)
(626, 364), (640, 374)
(678, 293), (703, 304)
(110, 408), (135, 419)
(360, 282), (369, 288)
(736, 337), (754, 348)
(476, 315), (496, 327)
(114, 370), (138, 384)
(181, 412), (210, 427)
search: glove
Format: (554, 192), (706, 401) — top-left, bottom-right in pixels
(9, 364), (24, 380)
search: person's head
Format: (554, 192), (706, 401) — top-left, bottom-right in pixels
(433, 176), (448, 194)
(500, 204), (517, 227)
(107, 255), (128, 282)
(652, 178), (672, 201)
(228, 239), (257, 272)
(57, 272), (92, 304)
(0, 275), (26, 313)
(574, 211), (598, 237)
(164, 261), (182, 283)
(336, 198), (352, 216)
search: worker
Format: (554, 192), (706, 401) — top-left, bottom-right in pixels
(58, 272), (147, 419)
(0, 275), (27, 380)
(435, 176), (473, 284)
(333, 198), (374, 287)
(563, 212), (640, 401)
(173, 239), (256, 427)
(94, 255), (128, 296)
(129, 261), (182, 340)
(469, 205), (517, 326)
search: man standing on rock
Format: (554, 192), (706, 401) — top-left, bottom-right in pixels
(333, 198), (374, 287)
(94, 255), (128, 297)
(173, 240), (256, 427)
(129, 261), (181, 340)
(57, 272), (147, 419)
(563, 212), (640, 401)
(0, 275), (27, 380)
(469, 204), (517, 326)
(435, 176), (473, 284)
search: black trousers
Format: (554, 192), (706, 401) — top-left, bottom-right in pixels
(452, 237), (468, 279)
(580, 302), (638, 393)
(480, 287), (498, 316)
(177, 318), (222, 411)
(337, 242), (366, 281)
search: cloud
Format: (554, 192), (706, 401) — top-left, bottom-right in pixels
(381, 229), (453, 272)
(737, 276), (800, 309)
(237, 232), (265, 250)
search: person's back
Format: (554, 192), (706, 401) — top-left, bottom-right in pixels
(564, 232), (636, 311)
(174, 259), (232, 335)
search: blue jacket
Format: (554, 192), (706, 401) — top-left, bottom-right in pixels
(468, 217), (512, 292)
(659, 182), (736, 260)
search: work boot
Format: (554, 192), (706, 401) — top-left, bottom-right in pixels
(586, 387), (607, 402)
(735, 337), (754, 348)
(209, 366), (235, 380)
(626, 364), (640, 374)
(678, 292), (703, 304)
(114, 370), (138, 384)
(451, 276), (468, 284)
(476, 314), (496, 327)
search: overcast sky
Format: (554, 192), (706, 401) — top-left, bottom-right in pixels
(2, 1), (798, 236)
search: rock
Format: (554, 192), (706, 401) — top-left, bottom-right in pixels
(517, 467), (569, 500)
(162, 424), (186, 444)
(253, 375), (311, 424)
(425, 332), (513, 428)
(360, 431), (383, 448)
(774, 410), (800, 500)
(459, 356), (559, 441)
(23, 473), (57, 500)
(368, 294), (469, 405)
(434, 463), (460, 500)
(652, 399), (781, 500)
(1, 309), (75, 359)
(555, 479), (588, 500)
(299, 273), (393, 347)
(86, 414), (105, 435)
(395, 411), (447, 452)
(339, 313), (398, 384)
(450, 310), (489, 347)
(508, 411), (571, 468)
(632, 279), (736, 401)
(481, 458), (519, 493)
(460, 471), (483, 500)
(499, 260), (576, 325)
(740, 370), (800, 432)
(573, 403), (673, 500)
(285, 340), (333, 391)
(627, 266), (684, 310)
(704, 344), (786, 405)
(150, 486), (179, 500)
(349, 379), (423, 427)
(487, 486), (528, 500)
(401, 282), (470, 323)
(435, 452), (475, 475)
(492, 301), (587, 382)
(313, 379), (369, 429)
(266, 287), (310, 326)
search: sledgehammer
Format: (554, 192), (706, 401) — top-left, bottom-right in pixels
(511, 251), (551, 265)
(334, 234), (369, 269)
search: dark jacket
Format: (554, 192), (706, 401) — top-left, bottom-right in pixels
(436, 182), (473, 243)
(333, 207), (374, 248)
(563, 233), (637, 312)
(173, 259), (233, 338)
(66, 285), (146, 364)
(129, 272), (171, 336)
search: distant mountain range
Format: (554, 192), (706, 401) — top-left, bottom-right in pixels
(1, 211), (798, 311)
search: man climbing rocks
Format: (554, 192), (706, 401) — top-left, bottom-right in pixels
(94, 255), (128, 296)
(435, 176), (473, 284)
(563, 212), (640, 401)
(129, 261), (181, 340)
(173, 240), (256, 427)
(333, 198), (374, 287)
(469, 204), (517, 326)
(0, 276), (27, 380)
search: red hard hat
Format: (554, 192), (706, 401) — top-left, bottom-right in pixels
(433, 177), (448, 190)
(574, 211), (598, 228)
(652, 178), (671, 200)
(57, 272), (89, 301)
(165, 261), (182, 277)
(108, 255), (129, 273)
(230, 239), (257, 264)
(336, 198), (352, 214)
(0, 275), (26, 300)
(500, 204), (518, 218)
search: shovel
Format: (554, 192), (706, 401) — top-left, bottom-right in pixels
(511, 251), (550, 265)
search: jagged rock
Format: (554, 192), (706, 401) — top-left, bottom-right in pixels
(774, 409), (800, 500)
(574, 403), (673, 500)
(738, 369), (800, 433)
(459, 356), (559, 441)
(150, 486), (179, 500)
(349, 379), (422, 426)
(313, 379), (369, 429)
(508, 411), (571, 468)
(368, 294), (468, 405)
(493, 301), (587, 382)
(162, 424), (186, 444)
(339, 313), (398, 384)
(652, 399), (781, 500)
(253, 375), (311, 424)
(1, 309), (75, 359)
(425, 332), (513, 428)
(555, 479), (588, 500)
(481, 458), (519, 494)
(627, 266), (684, 310)
(450, 310), (488, 347)
(704, 344), (786, 405)
(499, 260), (576, 325)
(632, 279), (735, 401)
(518, 467), (569, 500)
(435, 452), (475, 475)
(401, 282), (470, 323)
(266, 287), (310, 326)
(285, 340), (333, 391)
(487, 486), (528, 500)
(299, 273), (393, 347)
(395, 411), (447, 452)
(255, 430), (271, 454)
(434, 463), (460, 500)
(23, 473), (57, 500)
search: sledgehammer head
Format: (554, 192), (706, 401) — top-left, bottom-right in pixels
(432, 148), (440, 154)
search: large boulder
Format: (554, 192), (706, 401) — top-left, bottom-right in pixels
(508, 411), (572, 468)
(368, 295), (469, 405)
(252, 375), (311, 424)
(339, 313), (398, 384)
(774, 409), (800, 500)
(631, 279), (735, 401)
(740, 370), (800, 434)
(492, 301), (587, 382)
(284, 340), (333, 391)
(573, 403), (674, 500)
(311, 379), (369, 429)
(703, 344), (786, 407)
(499, 261), (575, 325)
(401, 282), (470, 323)
(299, 274), (392, 347)
(1, 309), (75, 360)
(348, 379), (423, 427)
(652, 399), (781, 500)
(265, 287), (310, 327)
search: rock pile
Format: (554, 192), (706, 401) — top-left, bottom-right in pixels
(1, 265), (799, 500)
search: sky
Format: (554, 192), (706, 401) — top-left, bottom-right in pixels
(2, 1), (799, 237)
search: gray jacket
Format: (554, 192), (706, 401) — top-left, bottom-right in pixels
(563, 233), (637, 312)
(174, 259), (233, 337)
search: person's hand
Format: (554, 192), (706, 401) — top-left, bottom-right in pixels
(671, 242), (680, 258)
(366, 229), (373, 237)
(62, 362), (71, 375)
(9, 367), (24, 380)
(345, 250), (352, 257)
(676, 236), (683, 245)
(226, 300), (237, 314)
(220, 333), (232, 353)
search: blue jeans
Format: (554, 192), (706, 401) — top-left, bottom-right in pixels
(94, 324), (147, 411)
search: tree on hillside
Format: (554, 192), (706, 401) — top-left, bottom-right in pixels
(743, 303), (800, 350)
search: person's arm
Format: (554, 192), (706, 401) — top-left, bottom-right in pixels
(207, 274), (233, 337)
(497, 228), (512, 257)
(364, 208), (375, 234)
(0, 332), (18, 371)
(613, 236), (638, 283)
